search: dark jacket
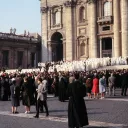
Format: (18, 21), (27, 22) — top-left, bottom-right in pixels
(122, 72), (128, 87)
(67, 80), (89, 127)
(10, 84), (20, 98)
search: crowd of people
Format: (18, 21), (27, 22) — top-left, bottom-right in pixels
(0, 60), (128, 128)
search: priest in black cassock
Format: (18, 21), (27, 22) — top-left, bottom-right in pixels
(67, 72), (89, 128)
(58, 73), (68, 102)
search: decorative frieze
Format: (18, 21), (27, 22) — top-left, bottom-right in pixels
(40, 7), (48, 13)
(86, 0), (96, 4)
(64, 1), (77, 7)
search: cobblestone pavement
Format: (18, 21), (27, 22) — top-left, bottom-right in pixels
(0, 88), (128, 128)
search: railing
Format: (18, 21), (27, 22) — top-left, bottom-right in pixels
(102, 49), (112, 54)
(52, 24), (61, 28)
(97, 16), (113, 23)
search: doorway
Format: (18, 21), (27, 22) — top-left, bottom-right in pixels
(102, 38), (112, 57)
(51, 32), (63, 61)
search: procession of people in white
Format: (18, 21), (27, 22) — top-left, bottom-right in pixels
(35, 57), (128, 72)
(1, 56), (128, 74)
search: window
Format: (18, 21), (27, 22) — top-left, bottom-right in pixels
(2, 50), (9, 67)
(53, 11), (60, 25)
(79, 6), (85, 22)
(80, 43), (85, 56)
(104, 2), (111, 16)
(102, 26), (110, 31)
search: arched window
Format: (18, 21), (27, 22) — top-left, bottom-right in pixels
(53, 11), (60, 25)
(80, 43), (85, 56)
(79, 6), (85, 22)
(104, 1), (111, 16)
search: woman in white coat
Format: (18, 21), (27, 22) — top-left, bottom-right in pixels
(99, 75), (106, 99)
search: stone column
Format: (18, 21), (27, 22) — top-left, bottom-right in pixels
(64, 1), (76, 61)
(14, 50), (17, 68)
(88, 2), (97, 58)
(100, 38), (102, 58)
(34, 53), (37, 68)
(27, 51), (31, 66)
(76, 40), (80, 60)
(48, 8), (51, 29)
(85, 41), (89, 58)
(24, 49), (28, 68)
(112, 38), (114, 57)
(9, 49), (13, 69)
(41, 7), (48, 62)
(63, 40), (66, 61)
(121, 0), (128, 57)
(76, 40), (79, 60)
(113, 0), (121, 57)
(48, 43), (52, 62)
(0, 50), (2, 67)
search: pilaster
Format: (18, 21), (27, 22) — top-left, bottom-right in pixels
(100, 38), (102, 58)
(62, 39), (66, 61)
(113, 0), (121, 57)
(121, 0), (128, 57)
(64, 1), (77, 61)
(47, 42), (52, 62)
(41, 6), (48, 62)
(88, 2), (97, 58)
(0, 50), (2, 68)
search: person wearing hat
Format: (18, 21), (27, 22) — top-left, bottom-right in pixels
(10, 78), (20, 114)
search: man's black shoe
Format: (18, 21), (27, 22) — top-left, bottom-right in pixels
(46, 114), (49, 117)
(34, 115), (39, 118)
(15, 111), (19, 114)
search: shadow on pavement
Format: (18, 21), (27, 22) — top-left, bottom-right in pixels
(85, 126), (128, 128)
(88, 112), (108, 115)
(49, 109), (67, 113)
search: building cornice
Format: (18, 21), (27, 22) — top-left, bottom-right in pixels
(0, 32), (40, 43)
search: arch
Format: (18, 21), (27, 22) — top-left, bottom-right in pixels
(49, 31), (65, 41)
(77, 35), (88, 40)
(79, 6), (85, 22)
(51, 32), (63, 61)
(104, 1), (111, 16)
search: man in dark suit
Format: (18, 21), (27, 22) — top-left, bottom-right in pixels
(108, 73), (116, 96)
(121, 71), (128, 96)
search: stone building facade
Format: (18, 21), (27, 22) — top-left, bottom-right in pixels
(0, 32), (41, 69)
(40, 0), (128, 62)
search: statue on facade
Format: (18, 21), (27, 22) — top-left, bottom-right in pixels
(13, 28), (16, 35)
(10, 27), (13, 34)
(24, 30), (26, 36)
(28, 31), (30, 37)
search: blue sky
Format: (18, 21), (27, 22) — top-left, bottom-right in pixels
(0, 0), (41, 34)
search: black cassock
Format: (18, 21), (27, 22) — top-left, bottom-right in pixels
(58, 77), (68, 102)
(67, 80), (89, 128)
